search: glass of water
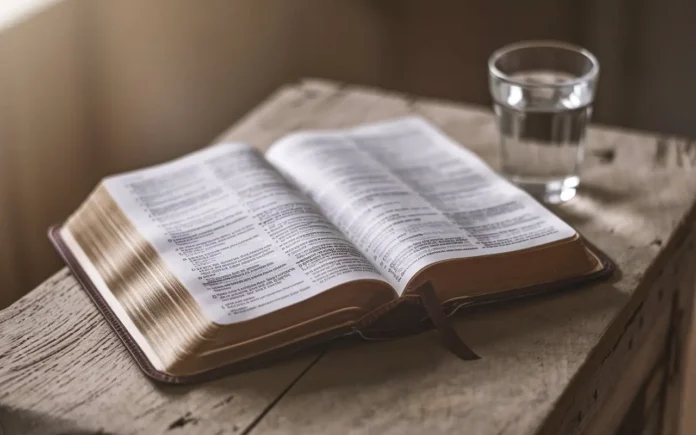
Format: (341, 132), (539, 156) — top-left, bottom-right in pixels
(488, 41), (599, 203)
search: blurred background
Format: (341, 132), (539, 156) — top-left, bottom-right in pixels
(1, 0), (696, 308)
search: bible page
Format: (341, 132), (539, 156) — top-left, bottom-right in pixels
(265, 117), (576, 294)
(103, 143), (388, 324)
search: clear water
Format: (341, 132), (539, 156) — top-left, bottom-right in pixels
(493, 70), (593, 203)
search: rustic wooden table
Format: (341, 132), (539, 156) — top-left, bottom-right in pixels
(2, 80), (696, 435)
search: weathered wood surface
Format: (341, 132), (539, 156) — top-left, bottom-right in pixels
(0, 269), (320, 434)
(2, 79), (696, 435)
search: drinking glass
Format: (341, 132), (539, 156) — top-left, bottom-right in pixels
(488, 41), (599, 203)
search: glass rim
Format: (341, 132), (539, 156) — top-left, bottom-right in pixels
(488, 40), (599, 88)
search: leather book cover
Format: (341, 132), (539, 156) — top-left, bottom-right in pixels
(49, 225), (615, 384)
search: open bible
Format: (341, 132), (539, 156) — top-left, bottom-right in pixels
(50, 117), (612, 383)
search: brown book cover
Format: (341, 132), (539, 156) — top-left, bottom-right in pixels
(49, 117), (615, 384)
(50, 226), (613, 384)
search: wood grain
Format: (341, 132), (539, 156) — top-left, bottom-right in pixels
(2, 79), (696, 435)
(0, 270), (323, 435)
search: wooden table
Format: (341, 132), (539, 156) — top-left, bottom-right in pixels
(2, 80), (696, 435)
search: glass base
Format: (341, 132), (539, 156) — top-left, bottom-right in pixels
(508, 175), (579, 204)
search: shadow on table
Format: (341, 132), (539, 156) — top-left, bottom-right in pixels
(243, 276), (630, 396)
(549, 181), (635, 228)
(0, 405), (113, 435)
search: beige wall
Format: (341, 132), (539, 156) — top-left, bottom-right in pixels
(0, 0), (95, 307)
(90, 0), (390, 173)
(0, 0), (390, 307)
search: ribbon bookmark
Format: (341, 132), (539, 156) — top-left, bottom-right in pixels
(417, 281), (481, 361)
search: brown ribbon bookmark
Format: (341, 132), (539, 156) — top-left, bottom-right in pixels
(417, 282), (481, 360)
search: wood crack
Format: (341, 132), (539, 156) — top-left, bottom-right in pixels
(7, 322), (95, 372)
(242, 351), (325, 435)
